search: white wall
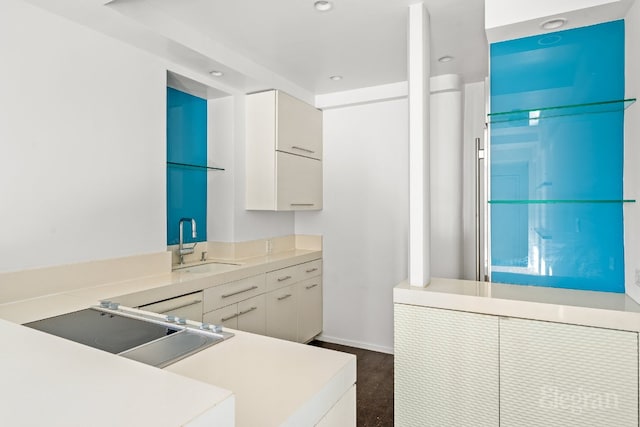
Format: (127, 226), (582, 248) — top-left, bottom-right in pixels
(295, 96), (408, 354)
(430, 76), (463, 279)
(624, 0), (640, 303)
(0, 0), (166, 273)
(207, 94), (295, 243)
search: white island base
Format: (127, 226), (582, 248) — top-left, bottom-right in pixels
(394, 277), (640, 427)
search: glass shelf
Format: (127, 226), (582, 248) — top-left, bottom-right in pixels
(487, 98), (636, 124)
(489, 199), (635, 204)
(167, 161), (224, 172)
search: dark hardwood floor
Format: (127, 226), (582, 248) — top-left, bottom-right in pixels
(310, 340), (394, 427)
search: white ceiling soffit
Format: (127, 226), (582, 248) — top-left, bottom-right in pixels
(108, 0), (488, 95)
(485, 0), (636, 43)
(21, 0), (488, 98)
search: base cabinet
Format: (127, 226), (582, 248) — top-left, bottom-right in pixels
(394, 303), (640, 427)
(297, 278), (323, 343)
(203, 294), (266, 335)
(266, 285), (298, 341)
(139, 291), (204, 322)
(500, 317), (638, 427)
(394, 305), (499, 426)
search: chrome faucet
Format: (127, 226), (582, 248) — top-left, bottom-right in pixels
(178, 218), (197, 264)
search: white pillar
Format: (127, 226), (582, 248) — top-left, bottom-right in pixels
(408, 3), (430, 287)
(430, 74), (463, 279)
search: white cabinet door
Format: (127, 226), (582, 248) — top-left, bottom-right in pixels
(266, 285), (297, 341)
(394, 304), (499, 426)
(275, 151), (322, 210)
(203, 304), (238, 330)
(297, 278), (322, 343)
(246, 89), (323, 211)
(276, 90), (322, 160)
(500, 317), (638, 427)
(237, 294), (266, 335)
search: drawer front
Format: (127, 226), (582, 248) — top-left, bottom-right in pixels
(139, 291), (204, 322)
(204, 274), (266, 313)
(266, 264), (301, 291)
(203, 304), (238, 330)
(237, 294), (266, 335)
(297, 259), (322, 281)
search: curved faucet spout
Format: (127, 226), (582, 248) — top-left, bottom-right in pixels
(178, 218), (198, 264)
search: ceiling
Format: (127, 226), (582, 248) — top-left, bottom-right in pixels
(108, 0), (488, 96)
(25, 0), (488, 98)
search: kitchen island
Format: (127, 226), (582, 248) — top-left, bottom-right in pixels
(394, 277), (640, 427)
(0, 246), (356, 426)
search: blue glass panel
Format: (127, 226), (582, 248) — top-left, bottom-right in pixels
(491, 202), (624, 292)
(489, 20), (625, 292)
(166, 88), (207, 245)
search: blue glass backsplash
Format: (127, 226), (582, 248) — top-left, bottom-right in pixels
(166, 87), (207, 245)
(489, 20), (626, 292)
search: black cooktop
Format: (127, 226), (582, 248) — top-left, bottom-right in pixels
(25, 308), (180, 354)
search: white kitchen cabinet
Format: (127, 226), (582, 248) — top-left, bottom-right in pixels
(500, 317), (638, 427)
(203, 294), (266, 335)
(394, 304), (500, 426)
(297, 278), (322, 343)
(266, 284), (298, 341)
(246, 89), (323, 211)
(138, 291), (204, 322)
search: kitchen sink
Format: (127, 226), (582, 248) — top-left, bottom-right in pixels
(24, 305), (233, 368)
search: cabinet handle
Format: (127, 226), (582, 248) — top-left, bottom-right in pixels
(291, 146), (315, 154)
(155, 300), (202, 313)
(277, 294), (293, 301)
(290, 203), (315, 206)
(221, 285), (259, 299)
(277, 275), (292, 282)
(221, 312), (239, 322)
(238, 306), (258, 317)
(305, 268), (318, 273)
(305, 284), (319, 290)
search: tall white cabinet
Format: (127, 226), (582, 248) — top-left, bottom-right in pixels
(245, 90), (323, 211)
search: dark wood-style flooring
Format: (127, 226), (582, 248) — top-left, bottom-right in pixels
(310, 340), (394, 427)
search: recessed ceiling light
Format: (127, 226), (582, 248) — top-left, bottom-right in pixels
(314, 1), (333, 12)
(540, 18), (567, 30)
(329, 75), (342, 81)
(209, 70), (224, 77)
(438, 55), (453, 63)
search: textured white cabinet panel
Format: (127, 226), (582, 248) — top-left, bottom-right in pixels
(394, 304), (499, 426)
(500, 318), (638, 427)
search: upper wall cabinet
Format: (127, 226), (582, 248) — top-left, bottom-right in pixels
(246, 90), (323, 211)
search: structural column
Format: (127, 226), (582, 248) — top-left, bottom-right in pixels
(408, 3), (431, 287)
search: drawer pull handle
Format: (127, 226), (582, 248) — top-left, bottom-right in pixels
(291, 146), (315, 154)
(305, 268), (318, 273)
(238, 306), (258, 317)
(277, 275), (292, 282)
(155, 300), (202, 313)
(290, 203), (315, 206)
(221, 285), (259, 299)
(305, 284), (319, 290)
(277, 294), (293, 301)
(221, 313), (239, 322)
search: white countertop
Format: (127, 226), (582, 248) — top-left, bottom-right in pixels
(167, 330), (356, 427)
(0, 249), (322, 325)
(0, 249), (355, 427)
(0, 317), (234, 427)
(394, 277), (640, 332)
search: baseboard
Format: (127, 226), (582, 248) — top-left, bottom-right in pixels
(315, 334), (394, 355)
